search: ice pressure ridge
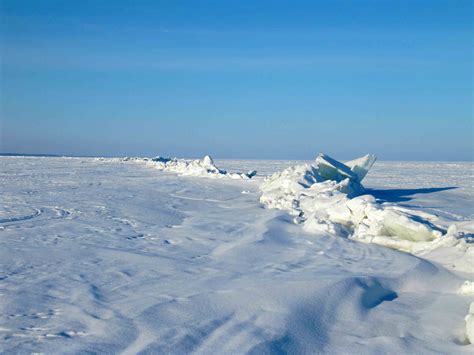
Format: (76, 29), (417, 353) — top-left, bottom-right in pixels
(119, 152), (472, 265)
(123, 155), (257, 179)
(260, 153), (472, 256)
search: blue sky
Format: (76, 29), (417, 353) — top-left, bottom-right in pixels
(1, 0), (472, 160)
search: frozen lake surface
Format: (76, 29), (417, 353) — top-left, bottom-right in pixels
(1, 157), (473, 353)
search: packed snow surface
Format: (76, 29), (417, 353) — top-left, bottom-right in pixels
(466, 302), (474, 344)
(1, 156), (473, 353)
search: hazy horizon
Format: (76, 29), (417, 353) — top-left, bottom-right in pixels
(1, 151), (474, 163)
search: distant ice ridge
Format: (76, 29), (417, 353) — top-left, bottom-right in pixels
(123, 155), (257, 179)
(260, 153), (473, 264)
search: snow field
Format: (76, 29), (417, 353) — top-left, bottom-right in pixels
(0, 156), (473, 353)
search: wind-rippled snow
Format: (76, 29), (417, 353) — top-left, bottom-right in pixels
(0, 157), (473, 354)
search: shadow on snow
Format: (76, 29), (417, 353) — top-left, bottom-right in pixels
(365, 187), (458, 203)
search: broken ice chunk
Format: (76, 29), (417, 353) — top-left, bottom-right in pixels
(202, 155), (215, 167)
(151, 156), (172, 163)
(246, 170), (257, 178)
(345, 154), (377, 183)
(315, 153), (357, 182)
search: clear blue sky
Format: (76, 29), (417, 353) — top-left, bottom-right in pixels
(1, 0), (472, 160)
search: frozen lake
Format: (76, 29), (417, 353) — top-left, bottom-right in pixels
(1, 157), (473, 353)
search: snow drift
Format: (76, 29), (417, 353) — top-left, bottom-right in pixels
(2, 156), (473, 353)
(124, 155), (257, 179)
(260, 153), (472, 257)
(466, 302), (474, 344)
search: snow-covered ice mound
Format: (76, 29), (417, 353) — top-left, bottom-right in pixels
(124, 155), (257, 179)
(259, 153), (374, 214)
(260, 153), (473, 261)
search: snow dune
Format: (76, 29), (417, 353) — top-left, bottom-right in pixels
(0, 156), (473, 353)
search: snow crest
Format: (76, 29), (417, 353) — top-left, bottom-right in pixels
(260, 153), (473, 257)
(124, 155), (257, 179)
(459, 281), (474, 296)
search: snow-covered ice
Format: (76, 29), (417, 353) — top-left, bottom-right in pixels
(259, 154), (473, 265)
(1, 156), (473, 353)
(466, 302), (474, 344)
(118, 155), (256, 180)
(459, 281), (474, 296)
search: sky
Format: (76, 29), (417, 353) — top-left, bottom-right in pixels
(1, 0), (472, 160)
